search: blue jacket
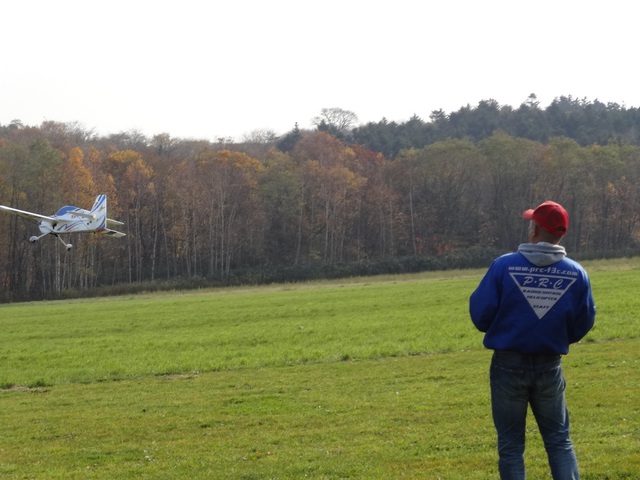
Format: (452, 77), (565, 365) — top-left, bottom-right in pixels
(470, 242), (596, 354)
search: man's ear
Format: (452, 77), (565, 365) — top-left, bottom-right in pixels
(533, 223), (541, 235)
(530, 222), (542, 241)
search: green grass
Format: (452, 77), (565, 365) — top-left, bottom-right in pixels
(0, 272), (482, 387)
(0, 263), (638, 479)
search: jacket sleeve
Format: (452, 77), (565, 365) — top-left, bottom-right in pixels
(469, 261), (502, 332)
(568, 273), (596, 343)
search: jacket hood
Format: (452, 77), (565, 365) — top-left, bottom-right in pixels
(517, 242), (566, 267)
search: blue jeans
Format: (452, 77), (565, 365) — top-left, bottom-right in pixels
(490, 351), (580, 480)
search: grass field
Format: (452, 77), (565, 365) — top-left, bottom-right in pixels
(0, 259), (638, 479)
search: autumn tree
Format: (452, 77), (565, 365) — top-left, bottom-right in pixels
(396, 139), (483, 254)
(258, 149), (303, 265)
(107, 150), (155, 282)
(292, 132), (366, 264)
(478, 131), (544, 249)
(347, 145), (398, 259)
(61, 147), (96, 209)
(0, 136), (65, 297)
(0, 142), (32, 299)
(56, 147), (97, 290)
(192, 148), (264, 276)
(164, 155), (199, 277)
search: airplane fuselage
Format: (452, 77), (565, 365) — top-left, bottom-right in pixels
(38, 212), (96, 235)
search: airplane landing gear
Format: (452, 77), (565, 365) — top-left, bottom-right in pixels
(54, 234), (73, 250)
(29, 233), (72, 250)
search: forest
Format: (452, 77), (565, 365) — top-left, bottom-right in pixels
(2, 94), (640, 301)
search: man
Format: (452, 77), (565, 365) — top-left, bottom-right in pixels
(469, 200), (596, 480)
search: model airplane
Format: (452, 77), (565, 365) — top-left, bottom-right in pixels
(0, 194), (125, 250)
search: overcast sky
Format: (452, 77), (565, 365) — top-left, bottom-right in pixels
(1, 0), (636, 142)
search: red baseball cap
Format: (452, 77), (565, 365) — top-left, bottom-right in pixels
(522, 201), (569, 236)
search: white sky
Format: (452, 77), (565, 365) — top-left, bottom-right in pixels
(1, 0), (637, 142)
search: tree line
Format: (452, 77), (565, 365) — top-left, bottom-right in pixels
(324, 94), (640, 158)
(1, 95), (640, 301)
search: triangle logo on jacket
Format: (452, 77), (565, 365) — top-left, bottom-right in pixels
(509, 271), (577, 319)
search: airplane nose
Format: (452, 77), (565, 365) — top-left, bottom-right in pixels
(38, 221), (54, 234)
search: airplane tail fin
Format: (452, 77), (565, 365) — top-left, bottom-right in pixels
(91, 195), (126, 238)
(90, 194), (108, 229)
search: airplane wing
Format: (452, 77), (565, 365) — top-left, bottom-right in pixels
(0, 205), (54, 223)
(98, 228), (126, 238)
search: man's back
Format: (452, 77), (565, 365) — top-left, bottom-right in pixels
(470, 244), (595, 354)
